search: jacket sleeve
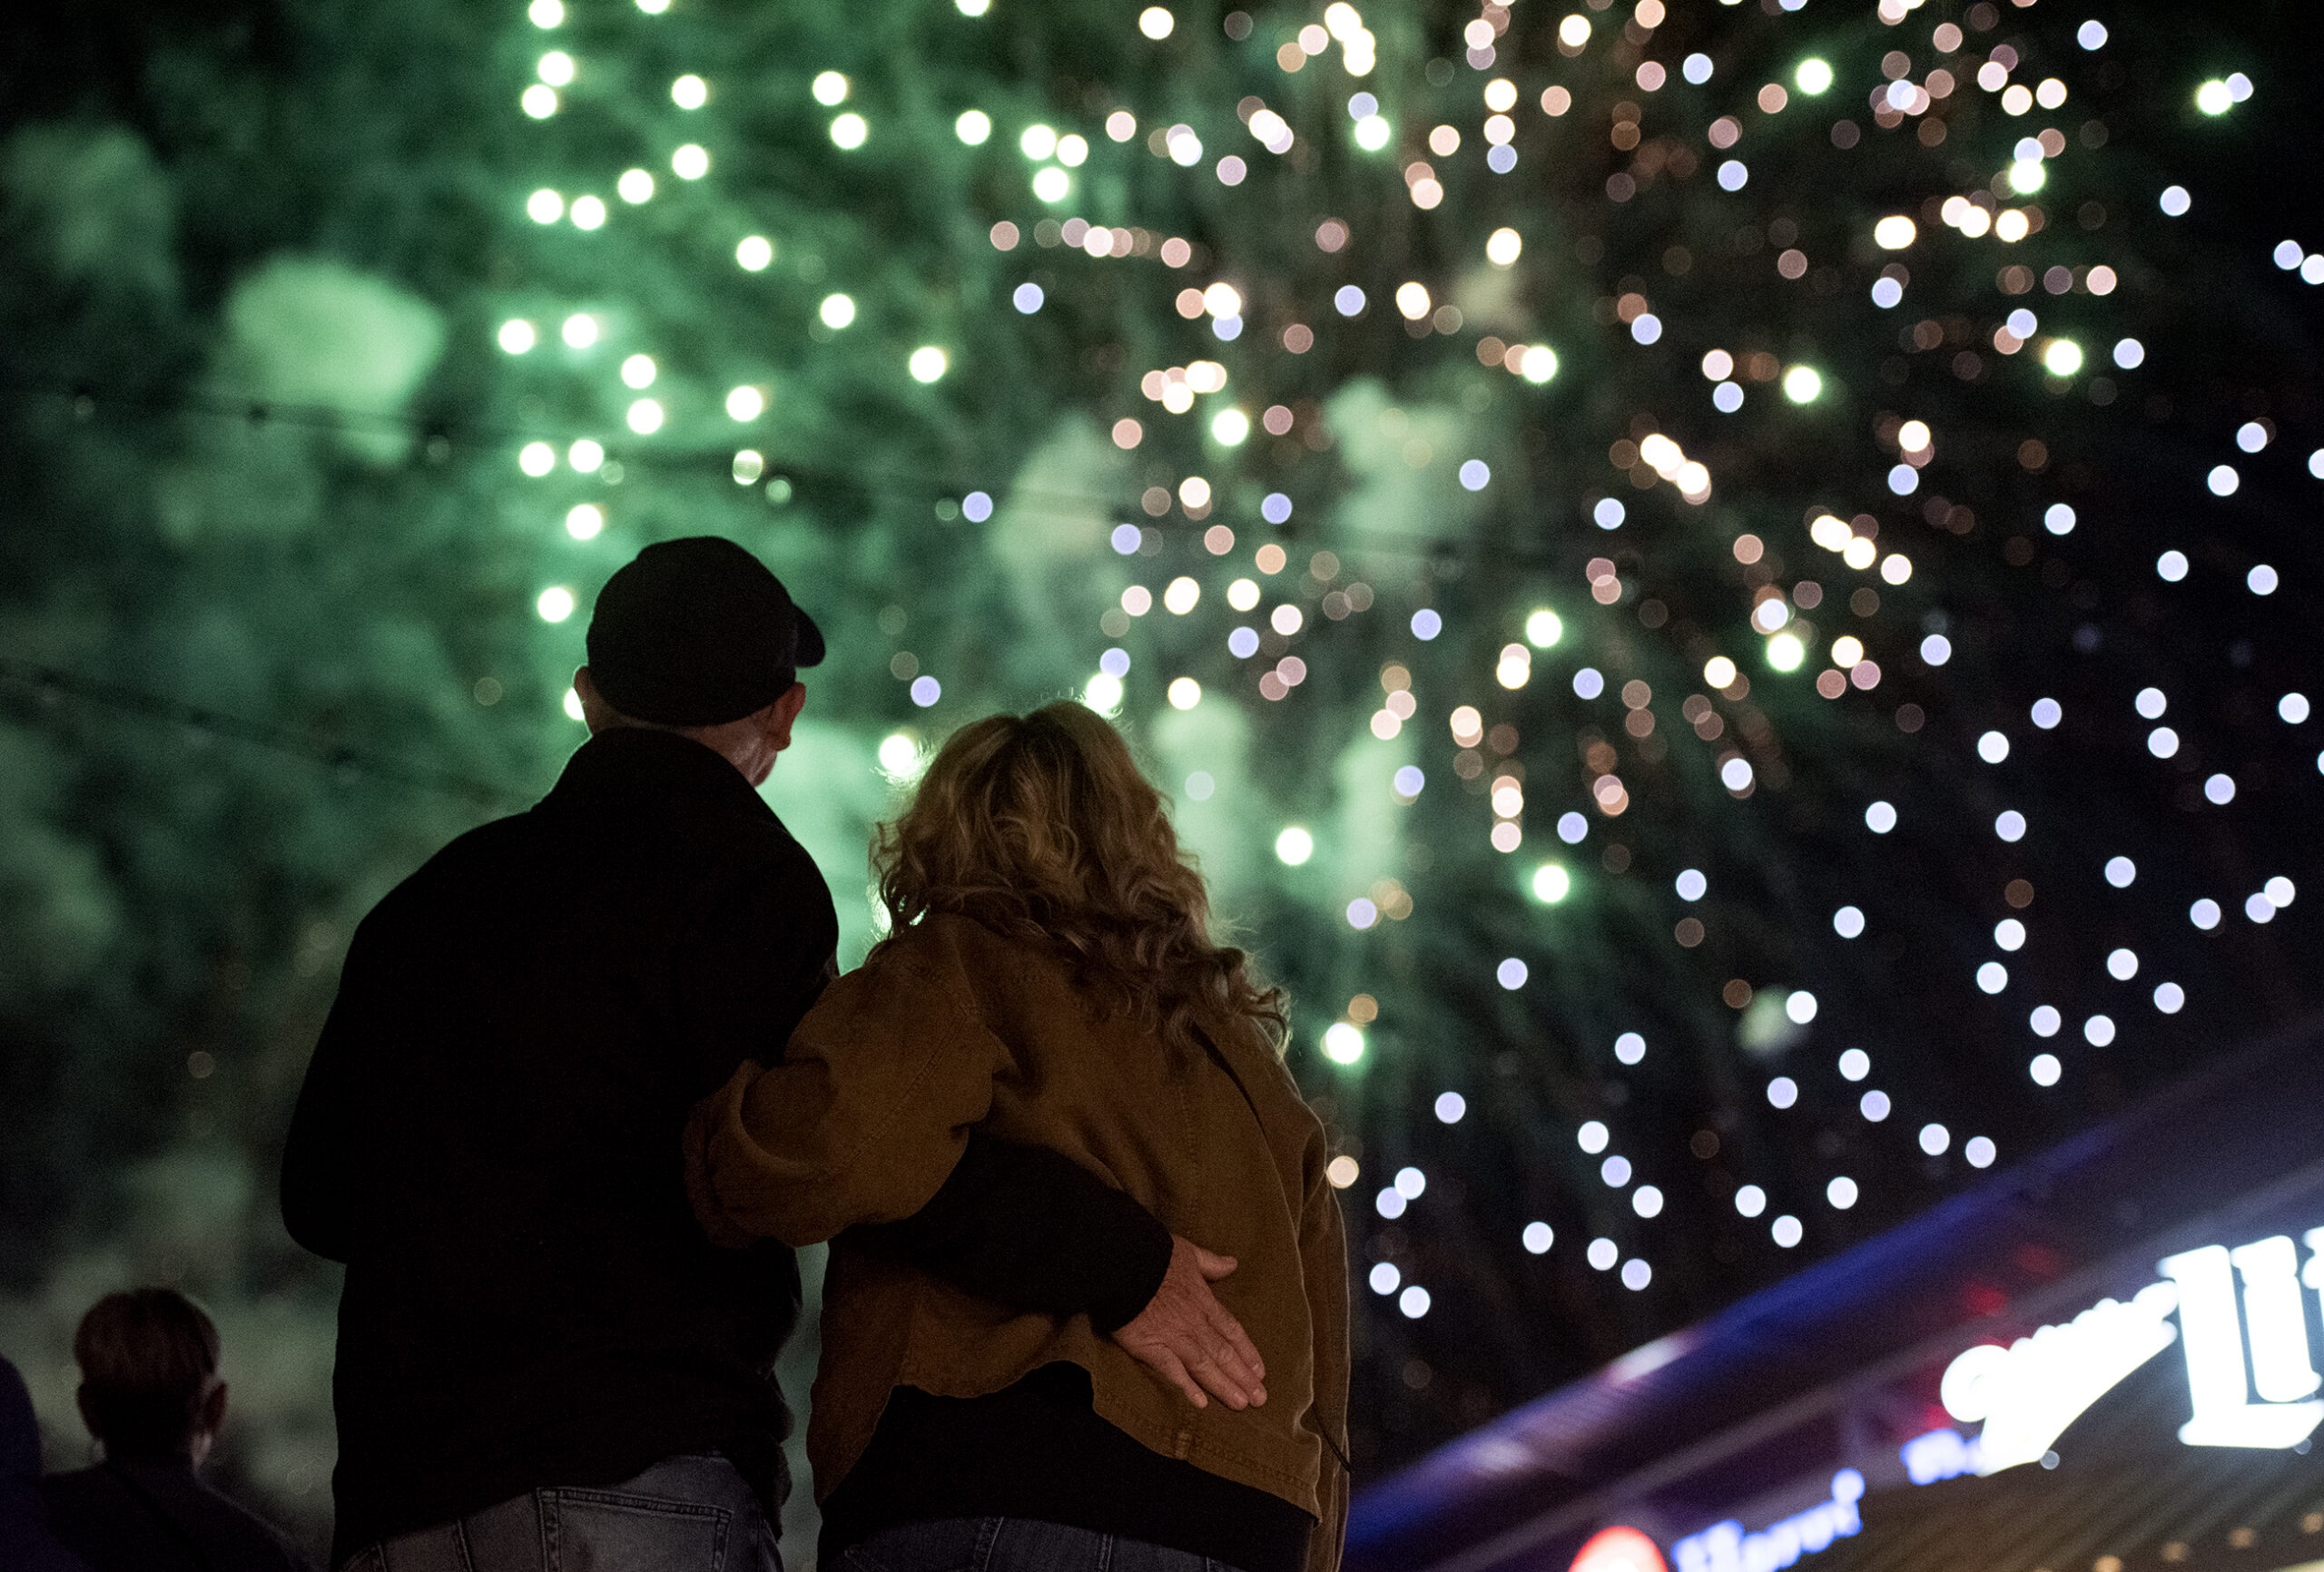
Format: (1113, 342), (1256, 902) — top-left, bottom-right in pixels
(280, 923), (379, 1263)
(858, 1134), (1173, 1331)
(1299, 1139), (1354, 1572)
(686, 928), (1016, 1249)
(675, 840), (839, 1091)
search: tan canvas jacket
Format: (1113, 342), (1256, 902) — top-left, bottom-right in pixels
(684, 912), (1350, 1572)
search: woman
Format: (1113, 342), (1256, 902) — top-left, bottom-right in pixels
(686, 702), (1348, 1572)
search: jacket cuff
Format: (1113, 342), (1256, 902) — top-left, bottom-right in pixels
(1088, 1201), (1175, 1333)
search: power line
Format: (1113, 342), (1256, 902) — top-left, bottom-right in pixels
(0, 656), (531, 811)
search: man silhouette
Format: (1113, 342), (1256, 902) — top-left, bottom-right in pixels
(284, 538), (1260, 1570)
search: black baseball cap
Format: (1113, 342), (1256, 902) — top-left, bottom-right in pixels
(585, 536), (825, 726)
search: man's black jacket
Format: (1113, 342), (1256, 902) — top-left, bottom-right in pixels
(281, 729), (1167, 1561)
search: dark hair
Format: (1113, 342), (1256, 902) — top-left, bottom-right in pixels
(74, 1289), (221, 1459)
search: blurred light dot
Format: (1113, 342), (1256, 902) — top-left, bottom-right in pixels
(1768, 1076), (1798, 1109)
(1522, 1222), (1553, 1253)
(2204, 772), (2236, 805)
(1675, 869), (1708, 902)
(2105, 856), (2135, 888)
(1965, 1136), (1997, 1167)
(1324, 1023), (1365, 1065)
(1860, 1090), (1891, 1122)
(2030, 1052), (2062, 1086)
(1866, 801), (1897, 833)
(1994, 810), (2027, 842)
(1435, 1092), (1466, 1124)
(1838, 1048), (1870, 1082)
(2083, 1014), (2116, 1046)
(1374, 1186), (1405, 1218)
(1786, 990), (1817, 1024)
(1977, 962), (2009, 995)
(1834, 905), (1866, 938)
(1773, 1215), (1804, 1247)
(1369, 1262), (1401, 1295)
(1601, 1155), (1632, 1187)
(1620, 1259), (1652, 1290)
(537, 585), (576, 622)
(909, 346), (950, 383)
(1497, 957), (1529, 989)
(2267, 876), (2297, 908)
(1919, 1123), (1949, 1155)
(1614, 1032), (1646, 1065)
(1395, 1165), (1426, 1199)
(1411, 609), (1443, 640)
(2280, 693), (2311, 723)
(2247, 892), (2277, 924)
(1827, 1175), (1858, 1209)
(1459, 459), (1492, 491)
(1013, 281), (1045, 313)
(910, 675), (941, 707)
(2191, 899), (2222, 929)
(1393, 765), (1426, 798)
(2154, 981), (2185, 1013)
(737, 235), (773, 270)
(1736, 1184), (1768, 1217)
(1587, 1238), (1619, 1270)
(1979, 731), (2011, 763)
(1275, 826), (1313, 865)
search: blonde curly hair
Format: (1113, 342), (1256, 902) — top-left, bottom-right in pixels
(873, 702), (1286, 1058)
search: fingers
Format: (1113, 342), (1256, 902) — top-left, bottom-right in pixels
(1152, 1346), (1208, 1409)
(1182, 1341), (1254, 1410)
(1194, 1246), (1239, 1281)
(1205, 1296), (1267, 1389)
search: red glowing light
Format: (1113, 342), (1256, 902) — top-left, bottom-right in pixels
(1571, 1526), (1669, 1572)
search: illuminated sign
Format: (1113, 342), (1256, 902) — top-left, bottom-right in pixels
(1671, 1470), (1864, 1572)
(1935, 1282), (2181, 1471)
(1571, 1526), (1669, 1572)
(1911, 1225), (2324, 1479)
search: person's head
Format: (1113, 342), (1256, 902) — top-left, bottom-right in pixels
(574, 535), (825, 786)
(876, 702), (1285, 1056)
(72, 1289), (227, 1466)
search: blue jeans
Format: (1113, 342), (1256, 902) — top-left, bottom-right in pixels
(343, 1454), (779, 1572)
(842, 1518), (1246, 1572)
